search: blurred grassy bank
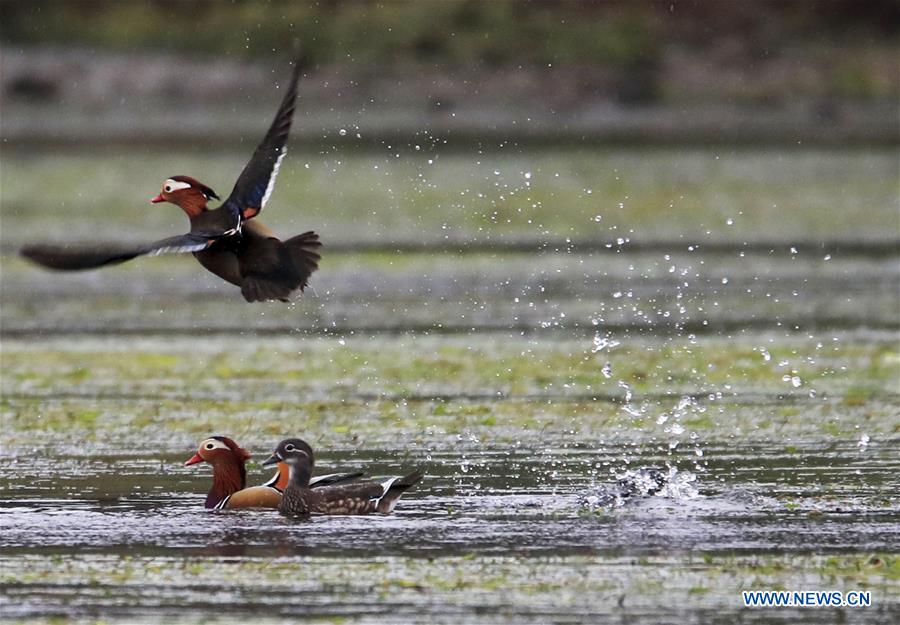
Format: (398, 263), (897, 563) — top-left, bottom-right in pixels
(3, 147), (897, 247)
(2, 1), (898, 145)
(3, 1), (897, 101)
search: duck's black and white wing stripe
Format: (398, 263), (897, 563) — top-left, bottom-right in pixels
(310, 472), (366, 488)
(20, 233), (216, 271)
(262, 470), (363, 491)
(223, 60), (301, 222)
(262, 470), (280, 490)
(371, 470), (425, 513)
(213, 495), (232, 511)
(144, 233), (216, 255)
(372, 477), (402, 507)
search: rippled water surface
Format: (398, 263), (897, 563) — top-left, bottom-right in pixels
(2, 441), (898, 623)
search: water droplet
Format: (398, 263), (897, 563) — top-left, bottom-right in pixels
(591, 333), (620, 353)
(782, 374), (802, 387)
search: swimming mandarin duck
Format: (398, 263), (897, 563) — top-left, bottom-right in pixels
(20, 60), (320, 302)
(185, 436), (363, 510)
(262, 438), (424, 516)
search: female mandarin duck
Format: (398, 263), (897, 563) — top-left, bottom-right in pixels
(262, 438), (424, 517)
(21, 60), (320, 302)
(185, 436), (362, 510)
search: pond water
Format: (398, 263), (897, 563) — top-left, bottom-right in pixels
(2, 440), (898, 623)
(1, 147), (898, 623)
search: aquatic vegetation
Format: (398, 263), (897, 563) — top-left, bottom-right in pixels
(1, 146), (897, 622)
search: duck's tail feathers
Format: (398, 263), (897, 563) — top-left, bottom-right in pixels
(241, 276), (293, 302)
(375, 469), (424, 514)
(240, 232), (322, 302)
(283, 230), (322, 286)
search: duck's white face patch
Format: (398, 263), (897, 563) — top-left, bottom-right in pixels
(199, 438), (230, 453)
(163, 179), (192, 193)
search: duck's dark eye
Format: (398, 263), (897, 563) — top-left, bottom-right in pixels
(285, 443), (295, 452)
(205, 443), (215, 450)
(164, 185), (172, 193)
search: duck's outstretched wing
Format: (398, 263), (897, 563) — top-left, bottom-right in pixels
(223, 60), (301, 222)
(20, 232), (216, 271)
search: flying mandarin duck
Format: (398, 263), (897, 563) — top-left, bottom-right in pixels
(185, 436), (363, 510)
(21, 60), (320, 302)
(262, 438), (424, 516)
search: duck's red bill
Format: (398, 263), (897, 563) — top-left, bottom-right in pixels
(150, 194), (165, 204)
(184, 453), (204, 466)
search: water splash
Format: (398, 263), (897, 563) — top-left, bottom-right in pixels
(580, 466), (701, 509)
(858, 433), (870, 451)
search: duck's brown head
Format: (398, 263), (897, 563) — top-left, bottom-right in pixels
(151, 176), (220, 218)
(185, 435), (251, 509)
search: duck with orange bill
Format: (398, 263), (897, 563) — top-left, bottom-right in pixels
(185, 436), (363, 510)
(21, 59), (321, 303)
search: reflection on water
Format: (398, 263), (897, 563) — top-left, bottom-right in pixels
(2, 442), (898, 558)
(1, 442), (898, 622)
